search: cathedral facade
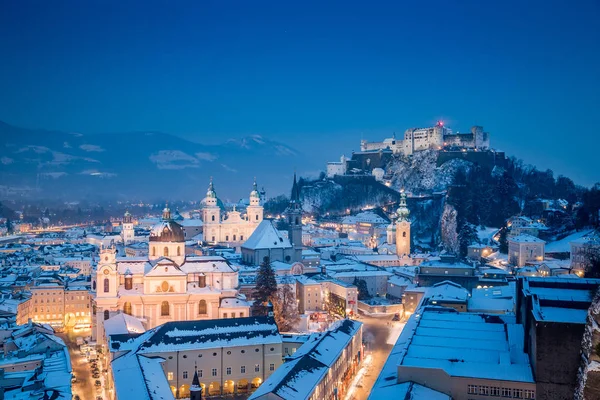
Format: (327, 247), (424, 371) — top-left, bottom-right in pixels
(202, 179), (264, 244)
(93, 207), (249, 342)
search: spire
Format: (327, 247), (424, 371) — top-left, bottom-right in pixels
(290, 172), (300, 203)
(396, 190), (410, 221)
(250, 177), (260, 199)
(190, 363), (201, 397)
(192, 368), (200, 387)
(206, 177), (217, 199)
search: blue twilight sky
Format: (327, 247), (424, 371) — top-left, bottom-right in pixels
(0, 0), (599, 186)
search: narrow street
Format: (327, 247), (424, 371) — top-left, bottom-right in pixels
(348, 314), (405, 400)
(57, 329), (97, 400)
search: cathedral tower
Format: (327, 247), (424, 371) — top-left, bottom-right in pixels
(121, 210), (135, 245)
(202, 178), (221, 243)
(246, 178), (264, 224)
(285, 173), (303, 263)
(395, 191), (411, 256)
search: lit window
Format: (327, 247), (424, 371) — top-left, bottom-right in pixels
(167, 372), (174, 380)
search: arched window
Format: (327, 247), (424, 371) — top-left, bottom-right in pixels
(295, 217), (299, 225)
(402, 231), (407, 238)
(161, 301), (170, 316)
(233, 235), (236, 241)
(211, 215), (215, 221)
(177, 246), (181, 256)
(198, 300), (207, 315)
(255, 214), (259, 221)
(103, 278), (110, 293)
(164, 246), (169, 257)
(124, 276), (132, 290)
(104, 310), (110, 320)
(123, 302), (132, 315)
(152, 246), (156, 257)
(92, 280), (96, 290)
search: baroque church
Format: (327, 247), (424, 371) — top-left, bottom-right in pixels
(93, 206), (250, 342)
(201, 179), (264, 244)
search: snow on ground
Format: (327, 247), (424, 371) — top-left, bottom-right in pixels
(546, 229), (594, 253)
(477, 226), (499, 244)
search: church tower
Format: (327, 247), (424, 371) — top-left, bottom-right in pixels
(94, 245), (118, 341)
(285, 173), (303, 263)
(246, 178), (264, 224)
(395, 191), (411, 256)
(121, 210), (135, 245)
(202, 178), (221, 243)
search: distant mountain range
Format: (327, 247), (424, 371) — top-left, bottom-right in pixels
(0, 121), (314, 201)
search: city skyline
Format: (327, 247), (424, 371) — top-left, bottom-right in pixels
(1, 0), (599, 186)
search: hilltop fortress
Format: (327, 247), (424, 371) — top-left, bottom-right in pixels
(327, 122), (502, 180)
(360, 122), (490, 156)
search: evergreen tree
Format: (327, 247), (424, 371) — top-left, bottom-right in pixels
(582, 244), (600, 278)
(252, 257), (277, 315)
(5, 217), (12, 234)
(458, 222), (478, 259)
(353, 278), (370, 300)
(272, 278), (300, 332)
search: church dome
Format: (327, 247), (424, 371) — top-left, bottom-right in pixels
(150, 207), (185, 242)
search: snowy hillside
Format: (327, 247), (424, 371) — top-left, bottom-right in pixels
(387, 150), (472, 194)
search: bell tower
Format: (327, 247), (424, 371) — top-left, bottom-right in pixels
(395, 191), (411, 256)
(121, 210), (135, 245)
(202, 178), (221, 243)
(247, 178), (263, 224)
(94, 245), (118, 342)
(285, 173), (303, 263)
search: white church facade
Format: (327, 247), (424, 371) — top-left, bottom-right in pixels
(202, 179), (264, 244)
(93, 207), (250, 342)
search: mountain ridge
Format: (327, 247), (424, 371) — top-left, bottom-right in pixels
(0, 121), (312, 201)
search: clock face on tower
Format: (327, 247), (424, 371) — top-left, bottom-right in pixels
(103, 269), (110, 275)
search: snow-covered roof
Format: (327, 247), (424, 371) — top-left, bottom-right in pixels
(111, 316), (280, 355)
(368, 381), (451, 399)
(428, 281), (469, 303)
(397, 310), (534, 383)
(112, 351), (172, 400)
(468, 283), (516, 314)
(508, 234), (545, 244)
(241, 220), (292, 250)
(104, 313), (146, 336)
(249, 319), (362, 400)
